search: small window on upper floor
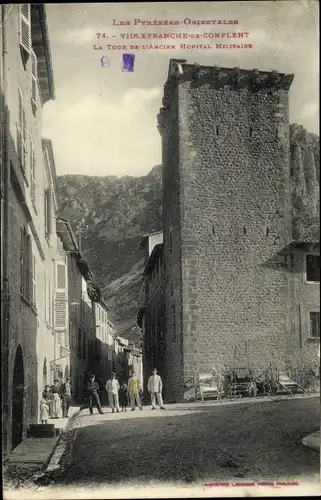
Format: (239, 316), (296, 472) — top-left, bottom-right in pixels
(309, 312), (320, 340)
(306, 254), (320, 283)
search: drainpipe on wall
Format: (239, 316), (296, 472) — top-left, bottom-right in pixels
(1, 3), (10, 458)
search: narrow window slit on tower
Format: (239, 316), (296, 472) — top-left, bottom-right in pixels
(212, 226), (215, 235)
(215, 125), (219, 136)
(249, 127), (253, 137)
(243, 227), (246, 235)
(266, 227), (269, 236)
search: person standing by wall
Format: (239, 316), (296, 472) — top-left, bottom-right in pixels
(42, 385), (54, 418)
(86, 374), (104, 415)
(59, 377), (73, 418)
(128, 370), (142, 411)
(119, 382), (129, 411)
(106, 372), (120, 413)
(148, 368), (166, 410)
(50, 379), (62, 418)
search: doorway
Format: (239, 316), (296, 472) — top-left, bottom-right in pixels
(11, 345), (24, 450)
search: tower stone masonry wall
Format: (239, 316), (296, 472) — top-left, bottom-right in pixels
(178, 78), (295, 380)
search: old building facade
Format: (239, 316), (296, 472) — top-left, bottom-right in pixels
(92, 300), (115, 401)
(138, 233), (166, 394)
(154, 59), (320, 402)
(1, 4), (56, 455)
(36, 139), (66, 415)
(56, 217), (98, 404)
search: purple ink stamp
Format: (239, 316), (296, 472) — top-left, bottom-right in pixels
(122, 53), (135, 72)
(100, 56), (110, 68)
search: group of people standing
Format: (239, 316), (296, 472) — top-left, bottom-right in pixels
(40, 377), (73, 423)
(86, 368), (166, 415)
(39, 368), (166, 422)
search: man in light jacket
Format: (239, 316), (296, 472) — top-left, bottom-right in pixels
(128, 370), (143, 411)
(148, 368), (166, 410)
(105, 372), (120, 413)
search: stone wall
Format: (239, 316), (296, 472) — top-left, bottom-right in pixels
(179, 74), (294, 381)
(4, 178), (38, 455)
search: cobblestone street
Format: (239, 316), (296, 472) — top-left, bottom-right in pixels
(30, 397), (320, 491)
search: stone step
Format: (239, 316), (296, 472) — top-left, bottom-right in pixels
(27, 424), (56, 438)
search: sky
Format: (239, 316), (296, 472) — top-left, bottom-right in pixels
(42, 1), (319, 178)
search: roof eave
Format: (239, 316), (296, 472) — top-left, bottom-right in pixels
(143, 243), (164, 275)
(56, 218), (79, 252)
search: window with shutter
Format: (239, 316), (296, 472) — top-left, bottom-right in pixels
(19, 5), (31, 56)
(44, 271), (47, 321)
(26, 234), (32, 303)
(32, 254), (36, 308)
(54, 262), (67, 332)
(54, 291), (67, 330)
(30, 50), (38, 112)
(44, 189), (52, 237)
(31, 147), (36, 211)
(57, 264), (66, 288)
(17, 90), (28, 183)
(48, 275), (51, 324)
(20, 227), (27, 297)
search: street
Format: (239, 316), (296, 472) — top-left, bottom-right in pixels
(39, 397), (319, 487)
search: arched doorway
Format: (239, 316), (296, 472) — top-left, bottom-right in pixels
(43, 358), (47, 387)
(12, 345), (24, 450)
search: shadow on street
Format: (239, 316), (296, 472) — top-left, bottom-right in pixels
(37, 398), (320, 487)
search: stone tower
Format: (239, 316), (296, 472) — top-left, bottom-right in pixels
(158, 59), (295, 402)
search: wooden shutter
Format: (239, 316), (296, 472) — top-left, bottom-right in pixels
(49, 281), (52, 326)
(54, 262), (67, 331)
(19, 5), (31, 54)
(17, 90), (27, 180)
(54, 291), (67, 330)
(48, 189), (52, 235)
(31, 50), (38, 110)
(32, 254), (36, 308)
(31, 147), (36, 207)
(57, 263), (66, 289)
(20, 228), (26, 296)
(44, 271), (47, 321)
(25, 234), (31, 302)
(45, 189), (52, 236)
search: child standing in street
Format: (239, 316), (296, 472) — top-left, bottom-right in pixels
(40, 398), (50, 424)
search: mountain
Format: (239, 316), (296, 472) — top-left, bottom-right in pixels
(57, 165), (163, 342)
(57, 125), (319, 342)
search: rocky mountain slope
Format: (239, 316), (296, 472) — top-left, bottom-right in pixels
(57, 165), (163, 341)
(57, 125), (319, 342)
